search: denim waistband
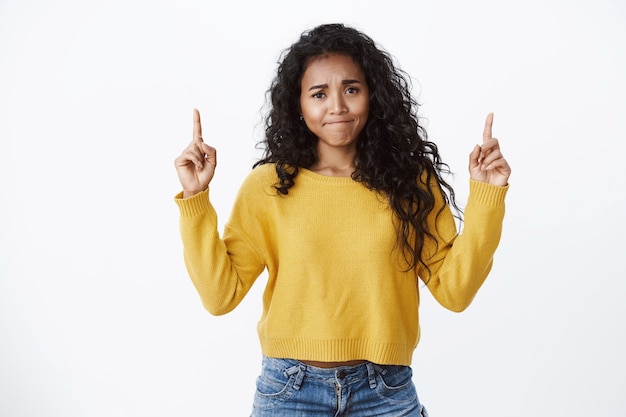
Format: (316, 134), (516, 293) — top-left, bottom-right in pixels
(261, 355), (391, 389)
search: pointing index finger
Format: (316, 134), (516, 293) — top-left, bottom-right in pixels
(483, 112), (494, 143)
(193, 108), (203, 143)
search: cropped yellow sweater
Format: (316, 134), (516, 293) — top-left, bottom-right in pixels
(175, 163), (508, 366)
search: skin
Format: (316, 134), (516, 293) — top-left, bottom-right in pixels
(299, 54), (370, 177)
(174, 109), (217, 198)
(174, 63), (511, 369)
(469, 112), (511, 187)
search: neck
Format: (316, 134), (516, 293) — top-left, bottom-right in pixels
(309, 163), (354, 177)
(310, 145), (356, 177)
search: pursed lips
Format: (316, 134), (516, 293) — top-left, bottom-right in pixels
(323, 119), (354, 126)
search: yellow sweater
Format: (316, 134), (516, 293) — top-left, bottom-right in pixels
(175, 164), (508, 365)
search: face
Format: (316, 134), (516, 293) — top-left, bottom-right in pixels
(299, 54), (369, 153)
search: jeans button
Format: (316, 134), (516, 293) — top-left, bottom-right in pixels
(338, 371), (346, 379)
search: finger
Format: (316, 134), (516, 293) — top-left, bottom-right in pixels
(480, 149), (504, 169)
(468, 144), (481, 168)
(198, 142), (214, 155)
(193, 108), (203, 143)
(469, 144), (480, 162)
(480, 137), (500, 154)
(178, 142), (207, 168)
(485, 157), (511, 175)
(180, 148), (205, 169)
(174, 151), (202, 170)
(201, 143), (217, 169)
(483, 112), (494, 143)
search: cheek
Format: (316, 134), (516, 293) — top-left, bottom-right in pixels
(358, 103), (369, 124)
(301, 105), (322, 123)
(361, 98), (370, 117)
(299, 108), (315, 131)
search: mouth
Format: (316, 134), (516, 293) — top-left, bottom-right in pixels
(324, 119), (354, 126)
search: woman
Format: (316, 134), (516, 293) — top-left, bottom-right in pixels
(174, 23), (510, 416)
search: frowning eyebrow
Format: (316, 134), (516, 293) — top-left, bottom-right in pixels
(307, 79), (362, 91)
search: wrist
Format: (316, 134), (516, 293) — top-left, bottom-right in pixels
(182, 188), (206, 198)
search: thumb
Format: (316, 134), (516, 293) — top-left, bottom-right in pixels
(468, 144), (481, 168)
(199, 142), (217, 167)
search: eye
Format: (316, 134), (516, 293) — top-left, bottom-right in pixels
(312, 91), (326, 99)
(345, 86), (359, 94)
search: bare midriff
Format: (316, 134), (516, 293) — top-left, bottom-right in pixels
(301, 360), (367, 369)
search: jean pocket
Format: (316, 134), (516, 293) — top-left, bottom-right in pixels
(375, 365), (418, 405)
(253, 361), (302, 411)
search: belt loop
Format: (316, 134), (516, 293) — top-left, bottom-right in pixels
(284, 364), (306, 391)
(293, 364), (306, 390)
(366, 363), (377, 389)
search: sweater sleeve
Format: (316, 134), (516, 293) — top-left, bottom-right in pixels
(419, 179), (509, 312)
(174, 187), (265, 315)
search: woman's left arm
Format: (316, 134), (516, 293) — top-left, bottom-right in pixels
(420, 113), (511, 312)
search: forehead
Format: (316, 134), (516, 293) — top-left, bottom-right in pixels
(302, 54), (365, 81)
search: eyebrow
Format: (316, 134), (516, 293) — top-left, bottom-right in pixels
(307, 79), (362, 91)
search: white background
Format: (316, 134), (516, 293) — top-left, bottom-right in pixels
(1, 0), (625, 416)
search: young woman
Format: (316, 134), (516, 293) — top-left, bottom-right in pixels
(174, 23), (510, 416)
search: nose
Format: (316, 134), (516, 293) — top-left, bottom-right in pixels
(329, 92), (347, 114)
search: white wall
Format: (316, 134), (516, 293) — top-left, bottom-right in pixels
(1, 0), (624, 415)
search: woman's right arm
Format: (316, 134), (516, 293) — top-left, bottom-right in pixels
(173, 109), (264, 315)
(175, 189), (265, 315)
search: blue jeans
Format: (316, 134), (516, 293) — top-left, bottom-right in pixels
(251, 356), (429, 416)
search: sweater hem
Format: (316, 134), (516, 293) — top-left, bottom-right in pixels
(260, 337), (415, 366)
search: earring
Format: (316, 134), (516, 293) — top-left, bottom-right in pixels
(299, 114), (304, 121)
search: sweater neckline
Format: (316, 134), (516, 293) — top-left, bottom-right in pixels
(298, 167), (359, 185)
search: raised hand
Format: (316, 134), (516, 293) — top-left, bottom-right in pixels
(174, 109), (217, 197)
(468, 113), (511, 187)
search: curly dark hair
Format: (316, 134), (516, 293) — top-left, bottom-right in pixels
(254, 23), (462, 277)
